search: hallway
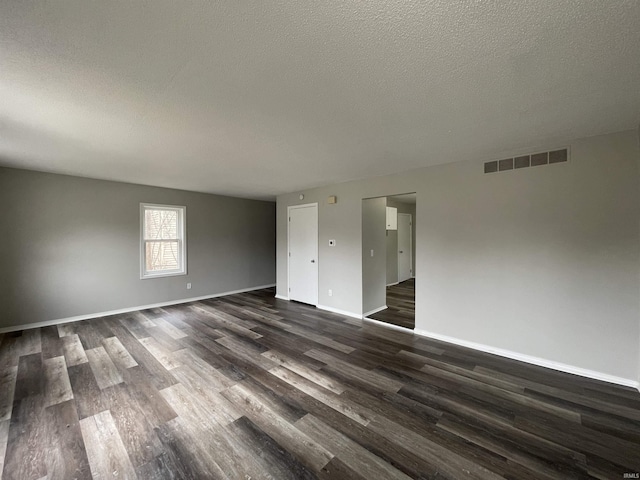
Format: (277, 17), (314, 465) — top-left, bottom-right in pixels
(368, 279), (415, 330)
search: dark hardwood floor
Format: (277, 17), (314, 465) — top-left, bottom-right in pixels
(369, 278), (415, 329)
(1, 287), (639, 479)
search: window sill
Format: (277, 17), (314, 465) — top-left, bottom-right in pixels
(140, 271), (187, 280)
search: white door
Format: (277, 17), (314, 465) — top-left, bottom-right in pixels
(398, 213), (412, 282)
(288, 204), (318, 305)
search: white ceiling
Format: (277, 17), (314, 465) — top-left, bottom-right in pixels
(1, 1), (639, 200)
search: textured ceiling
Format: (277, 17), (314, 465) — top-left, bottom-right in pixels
(1, 1), (639, 200)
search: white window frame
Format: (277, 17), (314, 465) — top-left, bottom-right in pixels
(140, 203), (187, 279)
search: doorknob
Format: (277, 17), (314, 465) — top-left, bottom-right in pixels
(399, 251), (403, 254)
(311, 259), (315, 263)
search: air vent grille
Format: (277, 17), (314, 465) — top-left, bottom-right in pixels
(485, 148), (568, 174)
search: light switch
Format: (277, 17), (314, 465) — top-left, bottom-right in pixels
(370, 249), (374, 257)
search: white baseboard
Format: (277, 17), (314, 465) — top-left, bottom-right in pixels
(414, 329), (639, 390)
(0, 284), (276, 334)
(316, 304), (362, 319)
(274, 294), (290, 301)
(386, 282), (399, 287)
(362, 316), (414, 333)
(362, 305), (387, 318)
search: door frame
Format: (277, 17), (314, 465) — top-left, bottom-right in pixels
(397, 213), (412, 282)
(287, 203), (319, 305)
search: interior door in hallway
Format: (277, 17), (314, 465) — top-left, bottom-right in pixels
(288, 203), (318, 305)
(398, 213), (412, 283)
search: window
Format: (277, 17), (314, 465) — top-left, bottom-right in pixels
(140, 203), (186, 278)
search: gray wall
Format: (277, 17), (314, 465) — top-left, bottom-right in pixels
(362, 197), (387, 314)
(0, 167), (276, 329)
(276, 130), (640, 383)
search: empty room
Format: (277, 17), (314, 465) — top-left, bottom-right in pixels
(1, 2), (639, 479)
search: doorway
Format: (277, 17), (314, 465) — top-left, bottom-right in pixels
(362, 193), (416, 330)
(288, 203), (318, 305)
(397, 213), (412, 282)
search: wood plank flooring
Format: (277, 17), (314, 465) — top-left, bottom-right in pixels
(370, 278), (415, 329)
(1, 287), (639, 479)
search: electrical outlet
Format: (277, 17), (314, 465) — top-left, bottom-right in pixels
(186, 283), (192, 289)
(328, 289), (333, 297)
